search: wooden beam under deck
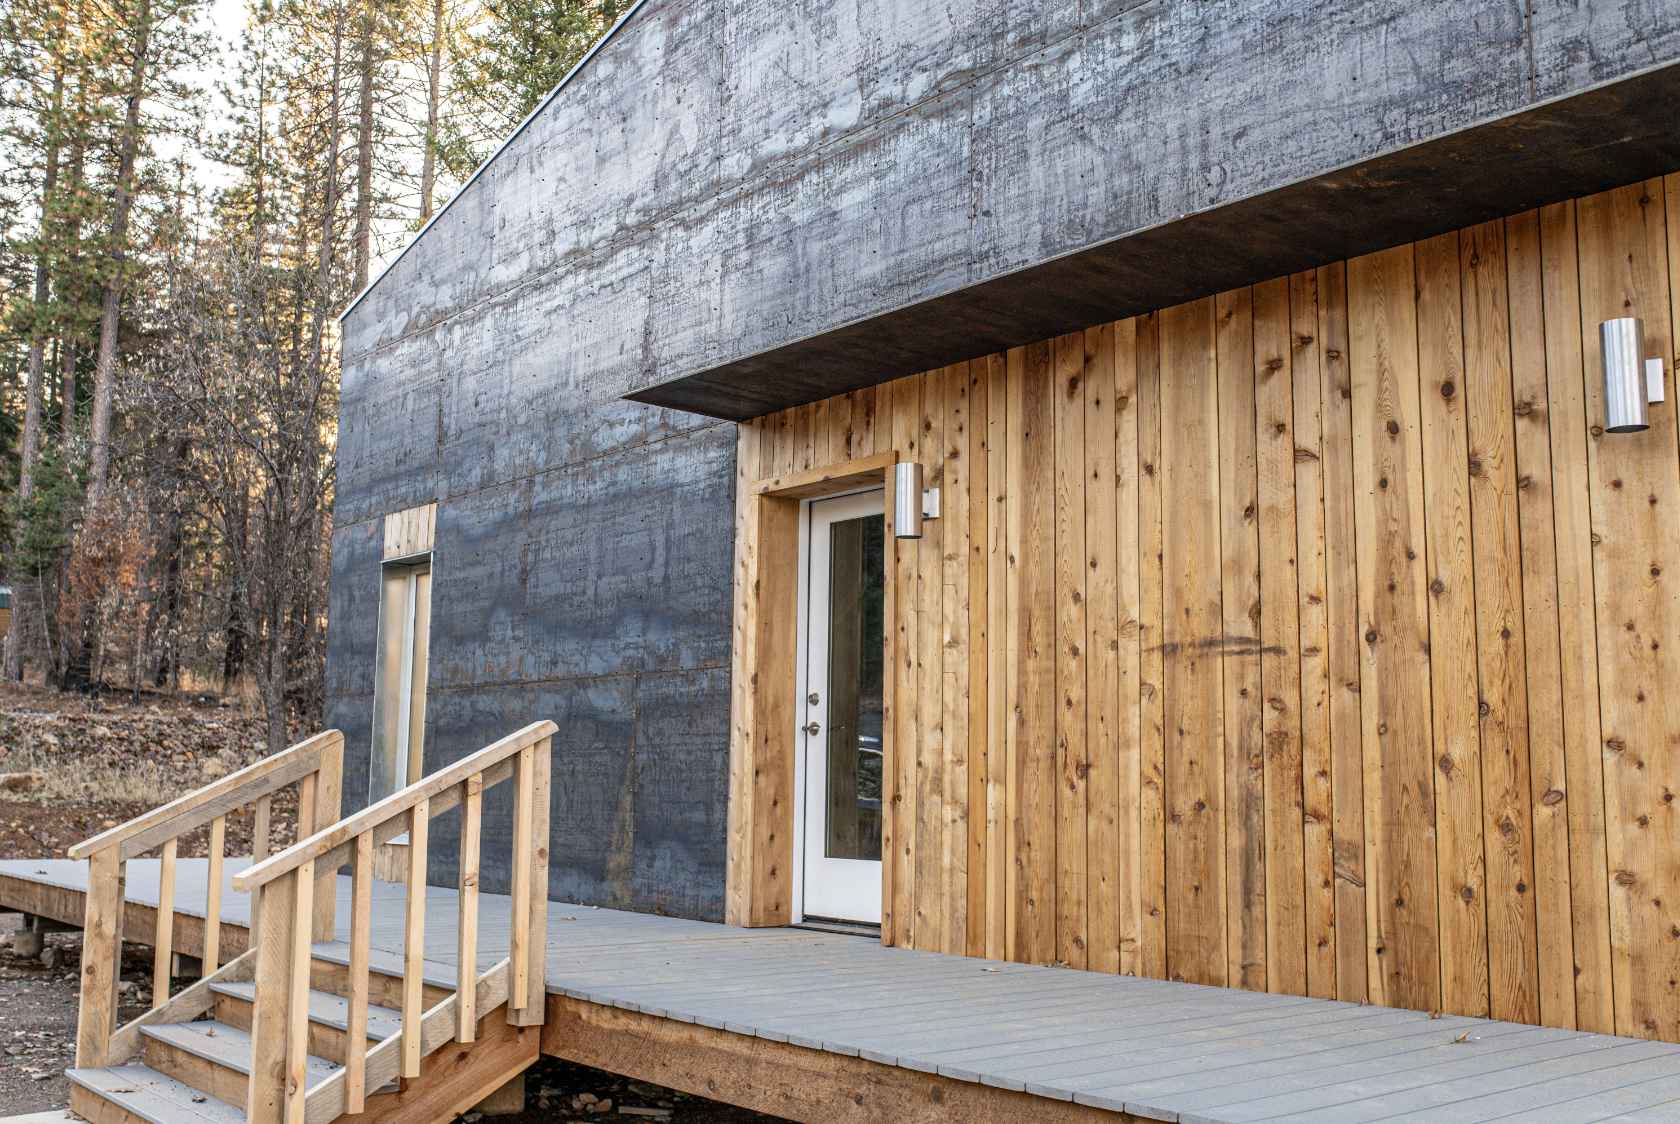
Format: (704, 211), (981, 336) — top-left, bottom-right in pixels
(540, 995), (1136, 1124)
(0, 868), (251, 963)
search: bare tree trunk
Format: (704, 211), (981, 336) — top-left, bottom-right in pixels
(132, 561), (149, 704)
(263, 593), (290, 755)
(5, 65), (66, 681)
(45, 338), (60, 424)
(352, 0), (376, 291)
(86, 0), (154, 508)
(59, 344), (77, 437)
(223, 492), (248, 686)
(58, 110), (84, 439)
(314, 0), (347, 374)
(149, 435), (189, 688)
(418, 0), (444, 221)
(252, 31), (269, 258)
(18, 66), (63, 508)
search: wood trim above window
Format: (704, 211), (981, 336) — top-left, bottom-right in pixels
(383, 502), (438, 561)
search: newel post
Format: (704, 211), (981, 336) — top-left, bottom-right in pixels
(74, 847), (125, 1067)
(247, 875), (297, 1124)
(509, 735), (551, 1028)
(310, 733), (344, 941)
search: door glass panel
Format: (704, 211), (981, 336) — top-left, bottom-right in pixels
(370, 561), (431, 802)
(824, 513), (884, 861)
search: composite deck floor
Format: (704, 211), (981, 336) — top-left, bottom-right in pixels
(5, 858), (1680, 1122)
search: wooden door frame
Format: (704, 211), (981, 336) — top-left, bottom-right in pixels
(725, 451), (898, 927)
(796, 486), (888, 926)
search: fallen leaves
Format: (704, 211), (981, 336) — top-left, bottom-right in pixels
(0, 683), (301, 859)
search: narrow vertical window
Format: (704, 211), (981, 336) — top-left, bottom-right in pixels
(371, 559), (432, 802)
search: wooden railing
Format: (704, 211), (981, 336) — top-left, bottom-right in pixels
(231, 720), (553, 1124)
(67, 730), (345, 1069)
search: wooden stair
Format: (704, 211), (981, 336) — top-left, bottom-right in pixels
(66, 945), (527, 1124)
(62, 722), (555, 1124)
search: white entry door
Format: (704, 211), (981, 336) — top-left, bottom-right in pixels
(798, 489), (886, 925)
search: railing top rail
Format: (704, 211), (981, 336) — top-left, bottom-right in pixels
(67, 730), (344, 861)
(233, 719), (556, 894)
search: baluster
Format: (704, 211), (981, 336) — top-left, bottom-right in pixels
(253, 794), (272, 861)
(310, 737), (343, 941)
(508, 745), (534, 1012)
(154, 838), (177, 1005)
(402, 801), (430, 1078)
(205, 815), (225, 975)
(346, 833), (372, 1113)
(298, 773), (317, 841)
(457, 774), (483, 1042)
(286, 861), (314, 1124)
(75, 849), (125, 1066)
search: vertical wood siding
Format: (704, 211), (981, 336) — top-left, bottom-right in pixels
(733, 176), (1680, 1038)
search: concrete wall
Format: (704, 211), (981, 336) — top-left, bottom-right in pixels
(329, 280), (738, 919)
(332, 0), (1680, 918)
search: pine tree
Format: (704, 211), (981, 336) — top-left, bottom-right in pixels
(442, 0), (627, 174)
(0, 0), (92, 678)
(0, 0), (616, 710)
(416, 0), (450, 221)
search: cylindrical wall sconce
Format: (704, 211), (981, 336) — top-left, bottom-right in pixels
(894, 461), (924, 539)
(1602, 317), (1650, 433)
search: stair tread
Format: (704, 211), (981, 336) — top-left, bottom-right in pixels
(141, 1019), (343, 1088)
(66, 1063), (244, 1124)
(311, 940), (469, 989)
(210, 980), (404, 1039)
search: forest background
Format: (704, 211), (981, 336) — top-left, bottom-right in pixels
(0, 0), (628, 751)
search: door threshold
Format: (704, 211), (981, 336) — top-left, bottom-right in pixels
(796, 917), (882, 939)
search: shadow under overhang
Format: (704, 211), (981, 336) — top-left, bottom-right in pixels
(626, 63), (1680, 423)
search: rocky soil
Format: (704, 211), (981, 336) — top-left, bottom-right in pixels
(0, 912), (160, 1115)
(0, 682), (300, 859)
(479, 1059), (778, 1122)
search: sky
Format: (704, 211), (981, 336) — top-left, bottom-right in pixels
(201, 0), (253, 188)
(143, 0), (246, 195)
(188, 0), (421, 277)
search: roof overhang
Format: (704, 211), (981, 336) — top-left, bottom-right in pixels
(628, 64), (1680, 421)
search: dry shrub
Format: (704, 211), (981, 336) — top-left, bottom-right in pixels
(59, 490), (151, 683)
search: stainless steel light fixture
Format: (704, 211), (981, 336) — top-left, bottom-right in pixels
(893, 461), (939, 539)
(1601, 317), (1664, 433)
(894, 461), (924, 539)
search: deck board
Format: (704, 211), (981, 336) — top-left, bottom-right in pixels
(7, 857), (1680, 1123)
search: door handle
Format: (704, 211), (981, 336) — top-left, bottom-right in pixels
(801, 721), (822, 737)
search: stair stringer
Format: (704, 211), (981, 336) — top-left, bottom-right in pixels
(323, 1006), (538, 1123)
(304, 958), (529, 1124)
(107, 948), (259, 1065)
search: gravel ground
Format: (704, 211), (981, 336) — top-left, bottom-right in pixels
(484, 1058), (780, 1122)
(0, 684), (780, 1122)
(0, 913), (778, 1120)
(0, 913), (89, 1115)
